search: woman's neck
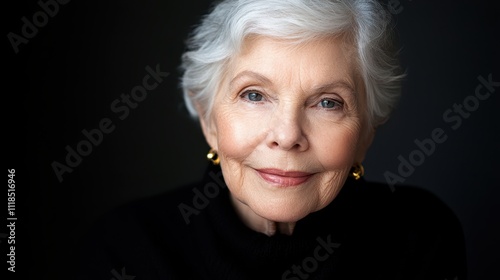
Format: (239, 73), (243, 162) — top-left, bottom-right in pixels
(230, 194), (296, 236)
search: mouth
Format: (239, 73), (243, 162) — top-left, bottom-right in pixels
(256, 168), (315, 187)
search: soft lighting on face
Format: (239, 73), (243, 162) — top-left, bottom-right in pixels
(202, 36), (373, 223)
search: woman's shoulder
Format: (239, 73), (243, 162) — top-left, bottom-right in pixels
(363, 180), (461, 224)
(349, 180), (467, 278)
(97, 182), (205, 228)
(348, 179), (464, 238)
(74, 182), (209, 280)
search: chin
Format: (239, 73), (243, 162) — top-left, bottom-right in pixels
(250, 196), (316, 223)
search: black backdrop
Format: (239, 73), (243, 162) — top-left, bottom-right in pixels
(4, 0), (499, 279)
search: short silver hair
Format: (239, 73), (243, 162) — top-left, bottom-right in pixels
(180, 0), (405, 127)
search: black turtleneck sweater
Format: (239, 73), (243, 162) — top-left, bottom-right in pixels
(76, 164), (466, 279)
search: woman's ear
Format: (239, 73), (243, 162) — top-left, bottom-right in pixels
(196, 102), (218, 151)
(356, 127), (376, 163)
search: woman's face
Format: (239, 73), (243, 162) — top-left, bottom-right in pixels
(201, 36), (374, 223)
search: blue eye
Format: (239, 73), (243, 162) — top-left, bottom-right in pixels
(319, 99), (340, 109)
(243, 91), (264, 102)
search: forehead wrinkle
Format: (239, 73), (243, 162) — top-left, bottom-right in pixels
(292, 40), (357, 98)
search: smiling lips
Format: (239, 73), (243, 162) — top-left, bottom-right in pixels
(256, 168), (314, 187)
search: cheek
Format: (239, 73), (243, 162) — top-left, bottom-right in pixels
(311, 121), (361, 170)
(214, 108), (267, 159)
(311, 122), (362, 209)
(213, 108), (267, 198)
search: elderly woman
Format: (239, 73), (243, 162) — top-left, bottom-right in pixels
(78, 0), (466, 279)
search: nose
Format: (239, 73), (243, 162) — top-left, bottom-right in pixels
(266, 106), (309, 152)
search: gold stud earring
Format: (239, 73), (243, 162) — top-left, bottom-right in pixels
(207, 149), (220, 165)
(350, 163), (364, 180)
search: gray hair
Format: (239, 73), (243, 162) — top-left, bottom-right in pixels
(180, 0), (405, 127)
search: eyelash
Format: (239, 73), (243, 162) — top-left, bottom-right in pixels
(240, 89), (266, 103)
(239, 89), (344, 111)
(316, 98), (344, 110)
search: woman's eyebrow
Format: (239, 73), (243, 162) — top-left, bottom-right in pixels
(229, 70), (357, 98)
(300, 82), (358, 108)
(312, 81), (357, 98)
(229, 70), (272, 90)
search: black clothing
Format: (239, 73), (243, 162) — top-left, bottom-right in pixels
(77, 164), (466, 279)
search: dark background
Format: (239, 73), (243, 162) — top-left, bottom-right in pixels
(3, 0), (499, 279)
